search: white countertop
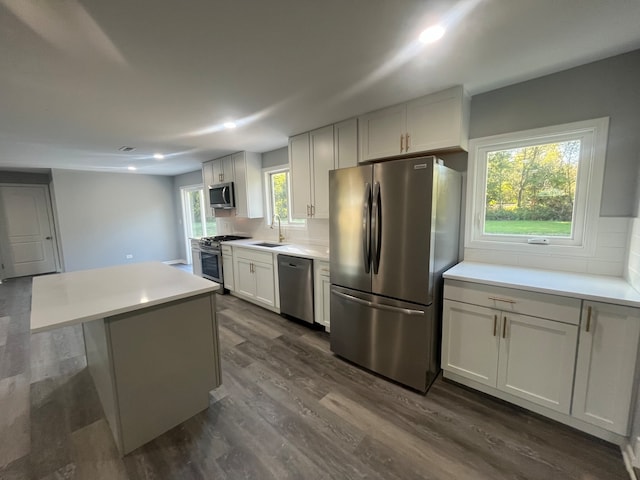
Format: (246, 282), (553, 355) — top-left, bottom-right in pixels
(444, 261), (640, 308)
(31, 262), (220, 333)
(223, 239), (330, 261)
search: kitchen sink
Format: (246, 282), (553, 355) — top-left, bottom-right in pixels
(253, 242), (285, 248)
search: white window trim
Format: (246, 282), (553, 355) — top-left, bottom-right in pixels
(262, 165), (306, 228)
(465, 117), (609, 257)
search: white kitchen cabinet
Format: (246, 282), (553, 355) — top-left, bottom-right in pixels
(232, 151), (264, 218)
(232, 247), (277, 310)
(201, 161), (215, 217)
(314, 261), (331, 331)
(442, 301), (499, 387)
(442, 281), (580, 414)
(289, 132), (311, 219)
(334, 118), (358, 169)
(212, 155), (234, 184)
(572, 301), (640, 435)
(191, 249), (202, 276)
(359, 86), (469, 162)
(289, 126), (335, 219)
(221, 245), (234, 291)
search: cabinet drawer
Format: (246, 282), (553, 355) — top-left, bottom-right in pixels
(221, 245), (232, 255)
(234, 247), (273, 265)
(444, 279), (580, 325)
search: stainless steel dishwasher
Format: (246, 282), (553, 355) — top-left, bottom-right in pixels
(278, 255), (314, 324)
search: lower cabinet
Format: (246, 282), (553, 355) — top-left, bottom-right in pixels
(314, 261), (331, 331)
(221, 245), (234, 291)
(572, 301), (640, 435)
(190, 240), (202, 277)
(442, 300), (577, 413)
(232, 247), (277, 310)
(442, 279), (640, 440)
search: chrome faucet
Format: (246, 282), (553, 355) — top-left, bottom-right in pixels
(271, 214), (285, 243)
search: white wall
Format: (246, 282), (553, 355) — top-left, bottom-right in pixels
(51, 169), (180, 271)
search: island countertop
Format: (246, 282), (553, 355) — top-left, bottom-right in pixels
(31, 262), (220, 333)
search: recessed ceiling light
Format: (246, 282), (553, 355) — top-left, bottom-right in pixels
(118, 146), (135, 152)
(224, 121), (237, 129)
(153, 153), (165, 159)
(127, 166), (137, 171)
(419, 24), (445, 44)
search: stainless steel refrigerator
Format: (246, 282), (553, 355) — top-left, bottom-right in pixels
(329, 156), (461, 392)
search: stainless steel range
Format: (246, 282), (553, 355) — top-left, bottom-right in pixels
(199, 235), (250, 289)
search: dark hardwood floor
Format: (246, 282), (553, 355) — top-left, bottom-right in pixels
(0, 275), (631, 479)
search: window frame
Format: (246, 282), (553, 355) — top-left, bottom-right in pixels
(263, 165), (305, 228)
(465, 117), (609, 256)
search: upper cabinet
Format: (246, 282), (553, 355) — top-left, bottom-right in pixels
(290, 125), (334, 219)
(232, 151), (263, 219)
(334, 118), (358, 169)
(202, 151), (263, 219)
(359, 86), (470, 163)
(210, 155), (234, 185)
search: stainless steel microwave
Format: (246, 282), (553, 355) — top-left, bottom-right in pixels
(208, 182), (235, 209)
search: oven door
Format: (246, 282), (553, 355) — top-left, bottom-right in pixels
(201, 249), (223, 283)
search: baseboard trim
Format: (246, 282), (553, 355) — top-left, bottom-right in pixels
(163, 259), (187, 265)
(621, 441), (637, 480)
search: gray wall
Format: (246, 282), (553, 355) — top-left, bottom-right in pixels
(173, 169), (203, 259)
(470, 49), (640, 217)
(51, 169), (180, 271)
(262, 147), (288, 168)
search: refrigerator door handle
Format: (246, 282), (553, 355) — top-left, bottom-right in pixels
(372, 182), (382, 274)
(332, 290), (425, 316)
(363, 183), (372, 273)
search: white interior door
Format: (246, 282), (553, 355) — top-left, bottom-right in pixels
(0, 185), (57, 277)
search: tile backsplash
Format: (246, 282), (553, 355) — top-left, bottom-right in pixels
(464, 217), (630, 277)
(216, 216), (329, 246)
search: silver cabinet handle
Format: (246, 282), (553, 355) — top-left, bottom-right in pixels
(406, 133), (410, 150)
(502, 316), (507, 338)
(45, 236), (52, 240)
(311, 205), (315, 217)
(488, 296), (516, 304)
(400, 134), (404, 152)
(333, 290), (424, 316)
(586, 305), (592, 332)
(493, 314), (497, 337)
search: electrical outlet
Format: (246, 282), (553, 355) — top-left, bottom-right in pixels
(125, 254), (133, 259)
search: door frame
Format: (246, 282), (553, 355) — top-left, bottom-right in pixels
(180, 184), (207, 264)
(0, 183), (61, 279)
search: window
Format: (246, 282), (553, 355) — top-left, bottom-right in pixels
(181, 185), (217, 261)
(264, 167), (305, 226)
(466, 118), (608, 255)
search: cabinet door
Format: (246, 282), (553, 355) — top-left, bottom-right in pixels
(222, 254), (234, 291)
(253, 262), (275, 307)
(572, 302), (640, 434)
(211, 159), (223, 184)
(406, 87), (467, 153)
(358, 104), (405, 162)
(441, 300), (500, 387)
(310, 125), (334, 219)
(222, 155), (235, 183)
(202, 161), (215, 188)
(334, 118), (358, 169)
(314, 261), (331, 331)
(289, 133), (312, 219)
(233, 152), (263, 219)
(497, 313), (577, 414)
(192, 249), (202, 276)
(235, 258), (255, 298)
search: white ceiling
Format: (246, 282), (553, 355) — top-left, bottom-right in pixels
(1, 0), (640, 176)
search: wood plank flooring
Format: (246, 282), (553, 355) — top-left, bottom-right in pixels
(0, 275), (630, 479)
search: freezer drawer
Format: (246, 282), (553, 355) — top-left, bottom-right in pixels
(330, 285), (437, 392)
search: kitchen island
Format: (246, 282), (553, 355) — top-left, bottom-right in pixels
(31, 262), (221, 454)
